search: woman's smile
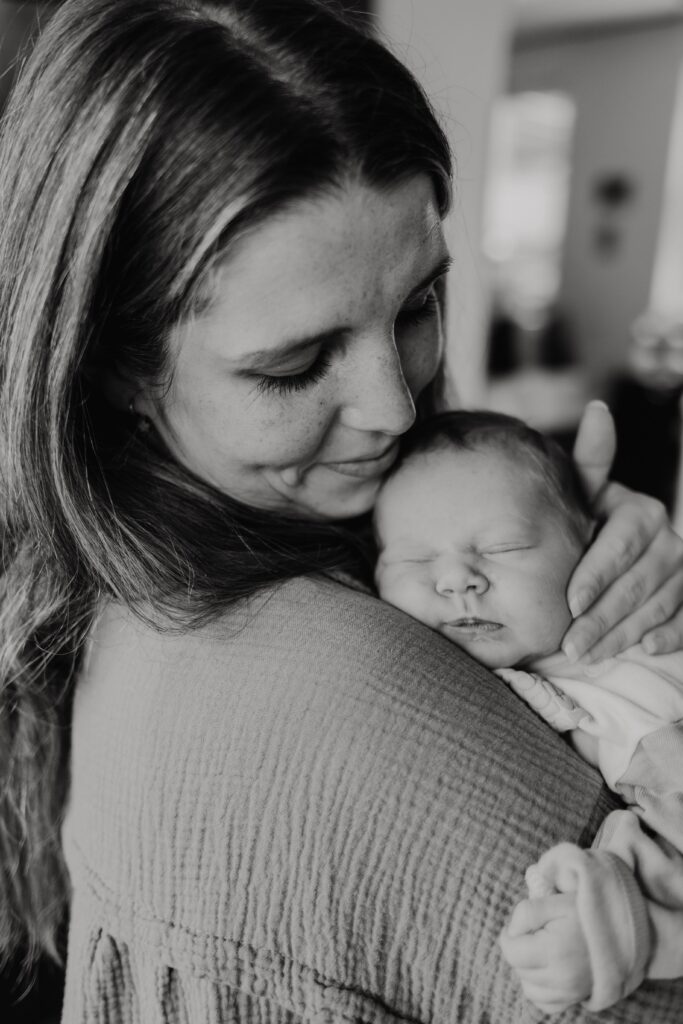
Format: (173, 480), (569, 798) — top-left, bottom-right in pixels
(321, 440), (400, 477)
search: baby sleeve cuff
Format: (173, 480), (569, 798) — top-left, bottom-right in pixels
(572, 849), (651, 1011)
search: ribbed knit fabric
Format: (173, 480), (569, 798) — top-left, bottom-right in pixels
(60, 576), (683, 1022)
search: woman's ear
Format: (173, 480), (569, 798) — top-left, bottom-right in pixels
(82, 361), (136, 412)
(83, 362), (158, 419)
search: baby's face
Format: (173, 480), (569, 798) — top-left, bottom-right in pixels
(374, 446), (584, 669)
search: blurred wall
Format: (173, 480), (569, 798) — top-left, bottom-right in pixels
(375, 0), (512, 403)
(511, 21), (683, 390)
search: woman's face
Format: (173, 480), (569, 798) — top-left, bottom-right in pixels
(142, 175), (450, 519)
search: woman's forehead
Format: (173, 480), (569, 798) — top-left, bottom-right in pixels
(174, 176), (447, 365)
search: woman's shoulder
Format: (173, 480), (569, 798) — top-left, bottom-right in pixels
(86, 574), (473, 684)
(75, 576), (608, 828)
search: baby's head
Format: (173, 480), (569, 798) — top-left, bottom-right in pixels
(374, 411), (594, 669)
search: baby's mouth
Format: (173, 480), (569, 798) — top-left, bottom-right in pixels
(443, 618), (503, 634)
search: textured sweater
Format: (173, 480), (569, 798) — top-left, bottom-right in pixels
(61, 576), (683, 1022)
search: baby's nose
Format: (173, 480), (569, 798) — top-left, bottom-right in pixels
(435, 562), (490, 598)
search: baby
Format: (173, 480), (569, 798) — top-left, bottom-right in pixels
(374, 409), (683, 1014)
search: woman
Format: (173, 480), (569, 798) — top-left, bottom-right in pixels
(1, 1), (682, 1020)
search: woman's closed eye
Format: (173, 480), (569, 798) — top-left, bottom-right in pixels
(253, 285), (440, 396)
(253, 348), (334, 396)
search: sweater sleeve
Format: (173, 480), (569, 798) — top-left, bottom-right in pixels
(62, 577), (683, 1024)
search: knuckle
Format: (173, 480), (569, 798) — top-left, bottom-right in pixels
(646, 497), (668, 529)
(631, 490), (665, 519)
(624, 572), (648, 608)
(600, 626), (627, 656)
(585, 608), (609, 639)
(655, 630), (679, 654)
(670, 534), (683, 566)
(580, 571), (604, 603)
(650, 596), (676, 626)
(611, 530), (642, 566)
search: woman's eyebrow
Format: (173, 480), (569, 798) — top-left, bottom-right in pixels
(404, 253), (452, 302)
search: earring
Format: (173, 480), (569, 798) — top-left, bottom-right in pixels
(128, 397), (151, 433)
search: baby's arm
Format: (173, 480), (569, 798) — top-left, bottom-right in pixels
(496, 667), (605, 775)
(501, 811), (683, 1013)
(495, 667), (590, 733)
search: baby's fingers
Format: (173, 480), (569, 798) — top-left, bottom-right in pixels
(505, 894), (576, 940)
(500, 927), (547, 970)
(519, 978), (584, 1015)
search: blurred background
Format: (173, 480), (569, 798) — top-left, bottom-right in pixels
(2, 0), (683, 1019)
(375, 0), (683, 530)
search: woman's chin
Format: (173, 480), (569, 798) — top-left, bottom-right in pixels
(292, 473), (382, 520)
(256, 464), (384, 520)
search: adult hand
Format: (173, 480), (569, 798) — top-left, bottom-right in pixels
(563, 401), (683, 662)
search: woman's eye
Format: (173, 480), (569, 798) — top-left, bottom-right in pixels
(254, 349), (333, 396)
(396, 288), (439, 328)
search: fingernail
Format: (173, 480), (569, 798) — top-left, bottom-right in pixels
(568, 590), (589, 617)
(562, 640), (580, 663)
(588, 399), (609, 412)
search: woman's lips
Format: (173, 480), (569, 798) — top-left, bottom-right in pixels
(322, 442), (399, 478)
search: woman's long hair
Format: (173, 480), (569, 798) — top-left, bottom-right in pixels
(0, 0), (452, 970)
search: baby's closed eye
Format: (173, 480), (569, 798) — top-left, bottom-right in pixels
(481, 543), (534, 556)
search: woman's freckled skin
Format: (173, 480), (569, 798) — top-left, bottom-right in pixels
(138, 175), (448, 519)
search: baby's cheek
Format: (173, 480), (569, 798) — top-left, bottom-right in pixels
(379, 571), (435, 626)
(531, 573), (573, 637)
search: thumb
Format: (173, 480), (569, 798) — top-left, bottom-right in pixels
(572, 400), (617, 502)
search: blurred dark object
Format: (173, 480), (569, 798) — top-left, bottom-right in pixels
(487, 306), (520, 376)
(538, 308), (574, 369)
(487, 303), (575, 377)
(608, 374), (682, 512)
(0, 953), (64, 1023)
(606, 310), (683, 513)
(591, 170), (637, 259)
(593, 172), (636, 209)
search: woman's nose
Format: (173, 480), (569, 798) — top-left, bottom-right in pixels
(435, 562), (490, 598)
(339, 334), (416, 435)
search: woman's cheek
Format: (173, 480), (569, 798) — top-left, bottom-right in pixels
(398, 317), (443, 398)
(242, 391), (334, 465)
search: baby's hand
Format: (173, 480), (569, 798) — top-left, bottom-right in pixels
(500, 893), (592, 1014)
